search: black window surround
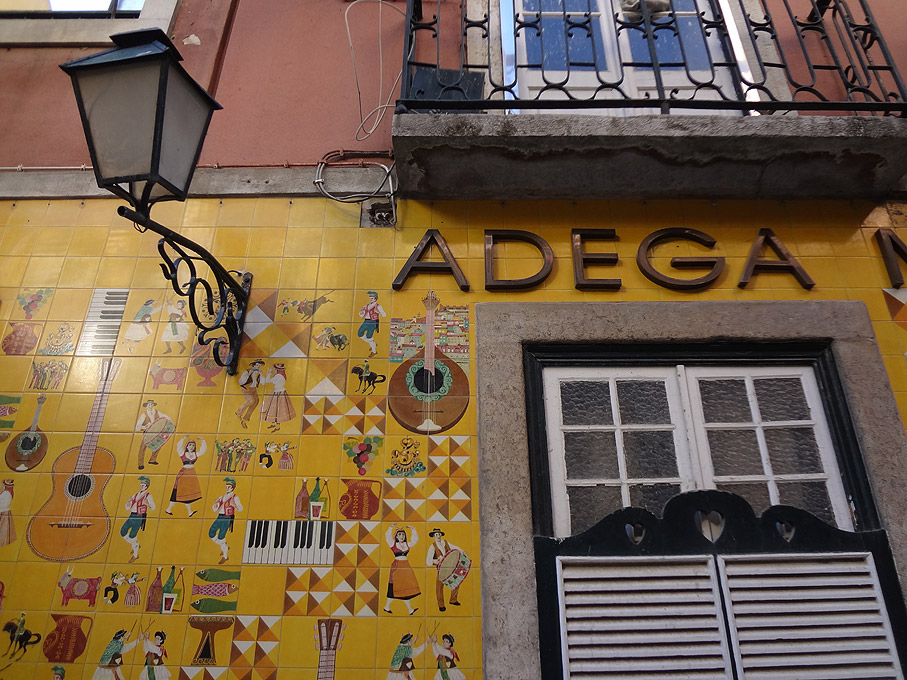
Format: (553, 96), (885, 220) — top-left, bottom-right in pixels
(523, 341), (880, 538)
(526, 345), (907, 678)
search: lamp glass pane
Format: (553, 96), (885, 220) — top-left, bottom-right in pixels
(158, 63), (213, 195)
(128, 180), (174, 203)
(75, 59), (161, 181)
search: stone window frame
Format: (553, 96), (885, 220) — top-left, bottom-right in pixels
(475, 300), (907, 679)
(0, 0), (178, 46)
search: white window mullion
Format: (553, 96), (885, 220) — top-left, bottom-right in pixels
(746, 374), (781, 506)
(611, 376), (632, 508)
(544, 368), (574, 538)
(677, 363), (711, 492)
(799, 372), (854, 531)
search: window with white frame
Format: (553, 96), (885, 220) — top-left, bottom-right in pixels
(0, 0), (143, 12)
(543, 365), (853, 536)
(506, 0), (748, 113)
(0, 0), (176, 45)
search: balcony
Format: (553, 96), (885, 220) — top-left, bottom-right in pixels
(392, 0), (907, 199)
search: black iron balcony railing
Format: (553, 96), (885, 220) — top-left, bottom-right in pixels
(396, 0), (907, 115)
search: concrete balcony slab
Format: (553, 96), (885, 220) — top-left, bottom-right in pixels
(392, 113), (907, 200)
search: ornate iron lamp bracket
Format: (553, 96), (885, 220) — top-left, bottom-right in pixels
(118, 205), (252, 376)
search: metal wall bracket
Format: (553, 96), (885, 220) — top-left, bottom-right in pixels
(118, 205), (253, 376)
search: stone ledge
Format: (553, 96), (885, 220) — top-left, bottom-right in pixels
(0, 166), (390, 200)
(393, 113), (907, 200)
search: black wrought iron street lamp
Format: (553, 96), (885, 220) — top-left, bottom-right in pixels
(61, 28), (252, 375)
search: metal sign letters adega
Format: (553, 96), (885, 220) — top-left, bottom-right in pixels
(391, 227), (907, 293)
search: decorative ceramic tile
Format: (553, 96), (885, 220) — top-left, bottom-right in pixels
(11, 196), (895, 677)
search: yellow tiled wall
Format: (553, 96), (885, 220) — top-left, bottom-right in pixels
(0, 197), (905, 679)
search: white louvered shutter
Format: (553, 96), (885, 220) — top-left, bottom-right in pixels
(557, 556), (735, 678)
(720, 553), (905, 680)
(557, 554), (904, 679)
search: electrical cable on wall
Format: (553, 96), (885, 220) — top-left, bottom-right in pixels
(314, 149), (398, 225)
(344, 0), (409, 141)
(313, 1), (407, 224)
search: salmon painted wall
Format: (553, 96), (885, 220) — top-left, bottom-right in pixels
(0, 0), (404, 168)
(4, 0), (905, 170)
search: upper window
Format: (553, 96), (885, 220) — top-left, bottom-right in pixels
(508, 0), (747, 113)
(0, 0), (143, 13)
(543, 364), (853, 536)
(0, 0), (175, 45)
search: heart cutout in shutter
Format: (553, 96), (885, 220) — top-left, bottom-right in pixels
(775, 520), (795, 543)
(695, 510), (725, 542)
(625, 522), (645, 545)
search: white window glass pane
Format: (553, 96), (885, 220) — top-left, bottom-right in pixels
(567, 485), (623, 532)
(776, 481), (835, 525)
(564, 430), (619, 478)
(545, 367), (690, 536)
(560, 380), (612, 425)
(715, 482), (771, 515)
(708, 429), (763, 476)
(50, 0), (110, 8)
(628, 483), (680, 515)
(616, 380), (671, 424)
(687, 366), (852, 531)
(699, 378), (750, 422)
(764, 427), (822, 474)
(623, 430), (678, 478)
(754, 377), (810, 421)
